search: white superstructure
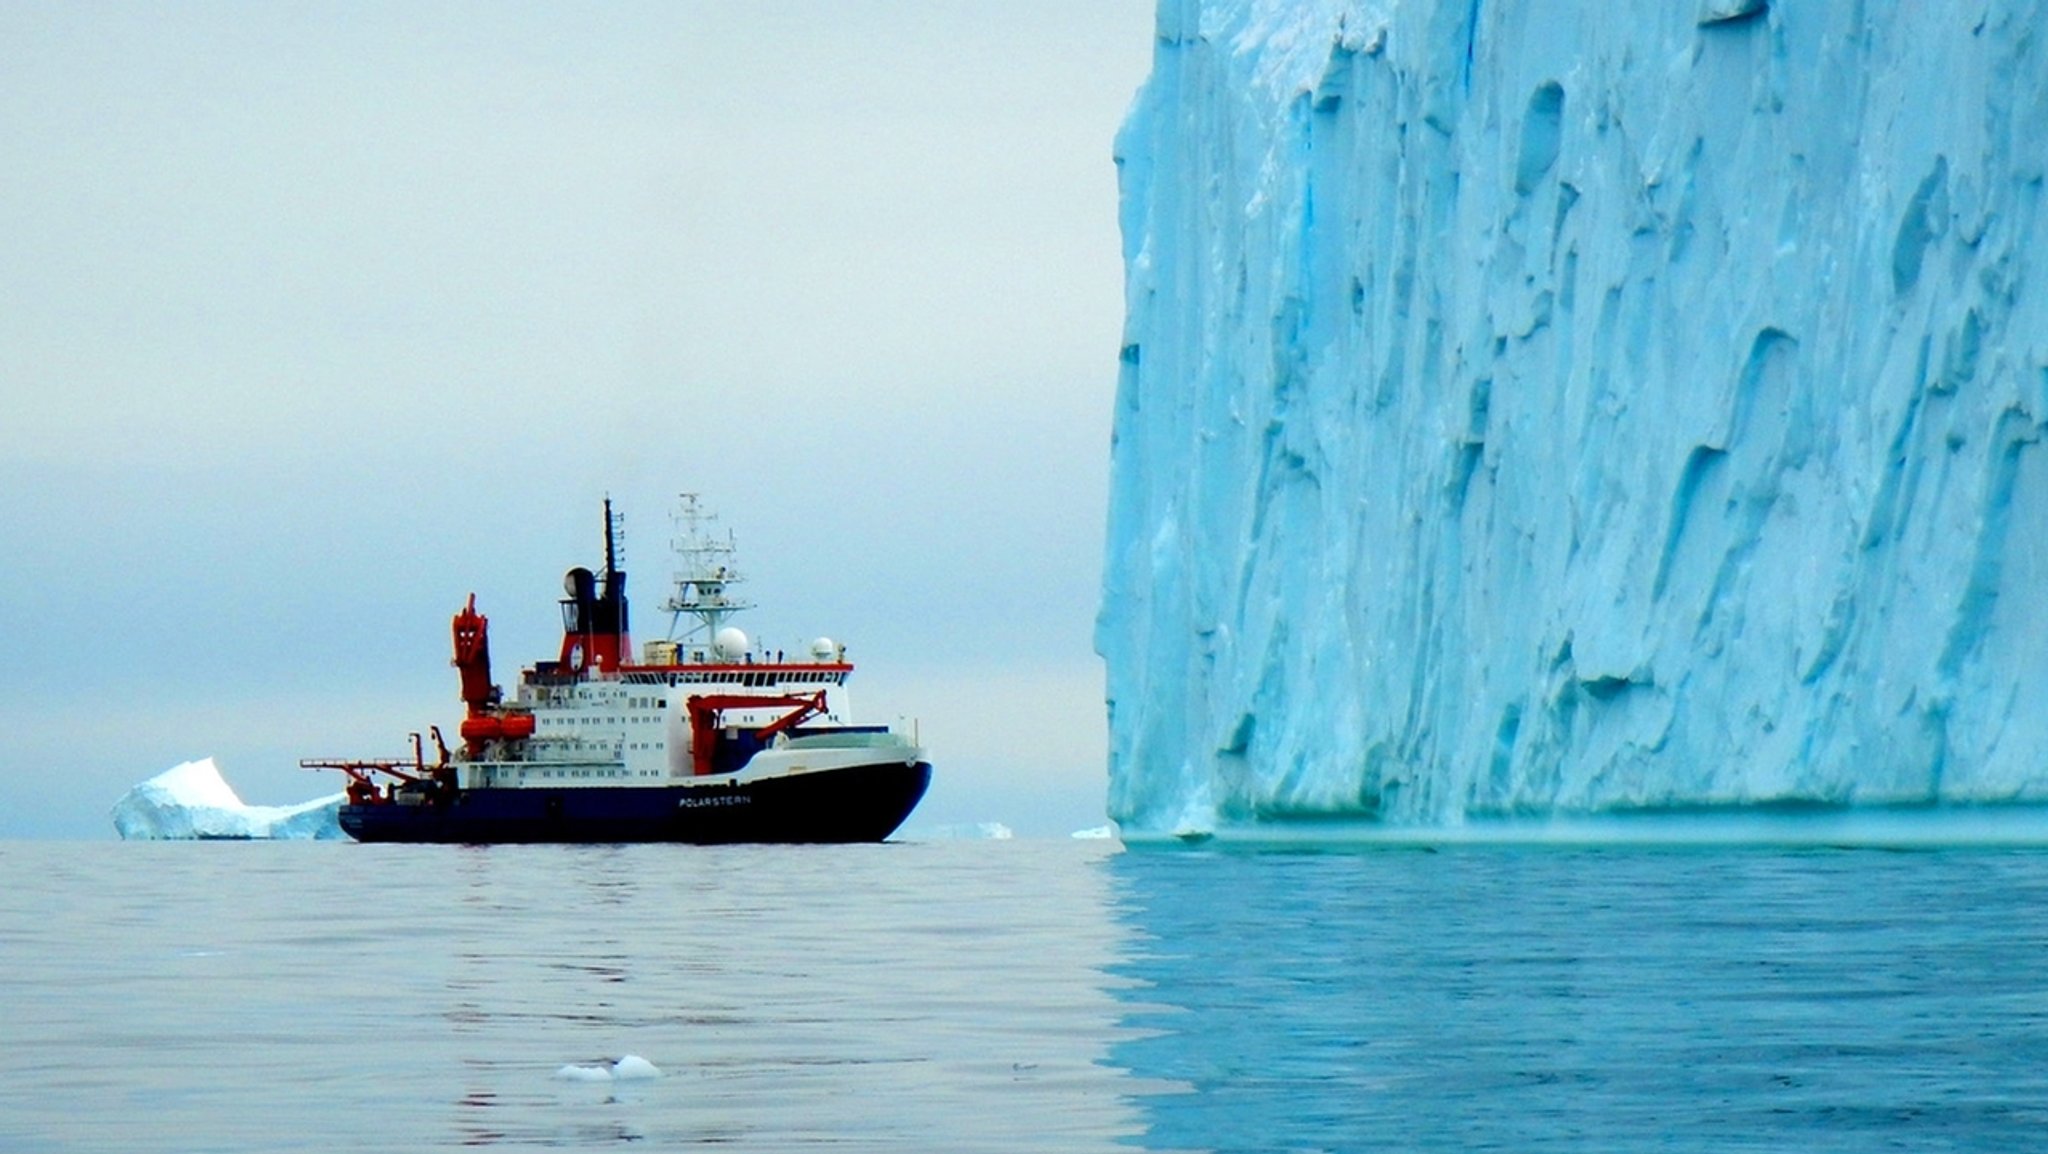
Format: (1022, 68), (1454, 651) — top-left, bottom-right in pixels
(448, 493), (901, 791)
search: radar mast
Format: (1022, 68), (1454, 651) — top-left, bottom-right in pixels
(660, 493), (755, 649)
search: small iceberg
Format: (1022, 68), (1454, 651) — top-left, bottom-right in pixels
(111, 758), (344, 840)
(1070, 825), (1118, 840)
(555, 1055), (662, 1082)
(923, 822), (1015, 841)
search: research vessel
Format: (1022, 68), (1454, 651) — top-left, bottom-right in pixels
(304, 495), (931, 843)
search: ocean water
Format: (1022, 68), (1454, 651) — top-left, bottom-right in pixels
(3, 839), (2047, 1152)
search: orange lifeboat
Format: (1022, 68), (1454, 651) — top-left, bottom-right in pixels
(459, 712), (536, 744)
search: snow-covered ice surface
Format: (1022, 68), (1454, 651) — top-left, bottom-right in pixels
(110, 758), (344, 840)
(1099, 0), (2048, 834)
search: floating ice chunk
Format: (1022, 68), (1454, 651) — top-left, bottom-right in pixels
(111, 758), (344, 840)
(610, 1055), (661, 1080)
(1070, 825), (1118, 840)
(554, 1055), (662, 1082)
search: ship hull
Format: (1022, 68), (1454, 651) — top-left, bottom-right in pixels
(339, 760), (931, 845)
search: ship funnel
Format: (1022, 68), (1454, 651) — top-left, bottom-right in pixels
(557, 503), (632, 673)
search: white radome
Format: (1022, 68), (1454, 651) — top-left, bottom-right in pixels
(714, 626), (749, 660)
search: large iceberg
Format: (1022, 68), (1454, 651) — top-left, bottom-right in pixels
(111, 758), (345, 840)
(1098, 0), (2048, 832)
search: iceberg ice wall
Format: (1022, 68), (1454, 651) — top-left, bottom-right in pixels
(1098, 0), (2048, 832)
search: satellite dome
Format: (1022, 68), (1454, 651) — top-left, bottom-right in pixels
(714, 627), (749, 660)
(810, 637), (837, 661)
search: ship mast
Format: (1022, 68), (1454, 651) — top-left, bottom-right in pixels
(604, 496), (622, 580)
(660, 493), (755, 650)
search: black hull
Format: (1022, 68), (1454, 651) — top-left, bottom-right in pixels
(340, 760), (931, 844)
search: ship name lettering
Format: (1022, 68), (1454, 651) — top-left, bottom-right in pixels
(677, 794), (751, 809)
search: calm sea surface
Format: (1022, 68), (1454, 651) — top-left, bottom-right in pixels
(3, 839), (2047, 1152)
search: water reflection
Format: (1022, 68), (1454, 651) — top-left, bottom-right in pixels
(430, 841), (1159, 1151)
(1101, 845), (2048, 1153)
(33, 840), (2042, 1151)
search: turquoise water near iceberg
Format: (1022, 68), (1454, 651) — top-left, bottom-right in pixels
(1111, 844), (2048, 1151)
(2, 838), (2045, 1151)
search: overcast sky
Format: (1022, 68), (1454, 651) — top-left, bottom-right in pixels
(0, 2), (1157, 838)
